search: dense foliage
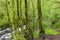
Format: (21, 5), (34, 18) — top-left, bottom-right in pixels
(0, 0), (60, 40)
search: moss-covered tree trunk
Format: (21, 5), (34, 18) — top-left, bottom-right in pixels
(19, 0), (24, 32)
(24, 0), (33, 40)
(16, 0), (20, 19)
(37, 0), (45, 40)
(6, 0), (16, 40)
(31, 0), (35, 23)
(16, 0), (20, 36)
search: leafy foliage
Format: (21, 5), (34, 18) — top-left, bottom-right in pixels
(0, 0), (60, 40)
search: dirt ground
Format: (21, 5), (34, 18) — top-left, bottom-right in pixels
(34, 34), (60, 40)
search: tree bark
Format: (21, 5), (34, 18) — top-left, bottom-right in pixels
(24, 0), (33, 40)
(6, 0), (16, 40)
(32, 0), (35, 22)
(37, 0), (45, 40)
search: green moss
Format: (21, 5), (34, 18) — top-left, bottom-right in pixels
(45, 28), (58, 35)
(33, 29), (39, 38)
(33, 27), (58, 38)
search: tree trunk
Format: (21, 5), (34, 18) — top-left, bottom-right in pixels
(32, 0), (35, 22)
(24, 0), (33, 40)
(37, 0), (45, 40)
(6, 0), (16, 40)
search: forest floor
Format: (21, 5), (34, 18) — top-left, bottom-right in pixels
(33, 26), (60, 40)
(34, 34), (60, 40)
(35, 30), (60, 40)
(0, 27), (60, 40)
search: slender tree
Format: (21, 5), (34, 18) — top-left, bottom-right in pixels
(16, 0), (21, 40)
(37, 0), (45, 40)
(24, 0), (33, 40)
(19, 0), (24, 32)
(12, 0), (18, 40)
(6, 0), (16, 40)
(16, 0), (20, 19)
(16, 0), (25, 40)
(31, 0), (35, 22)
